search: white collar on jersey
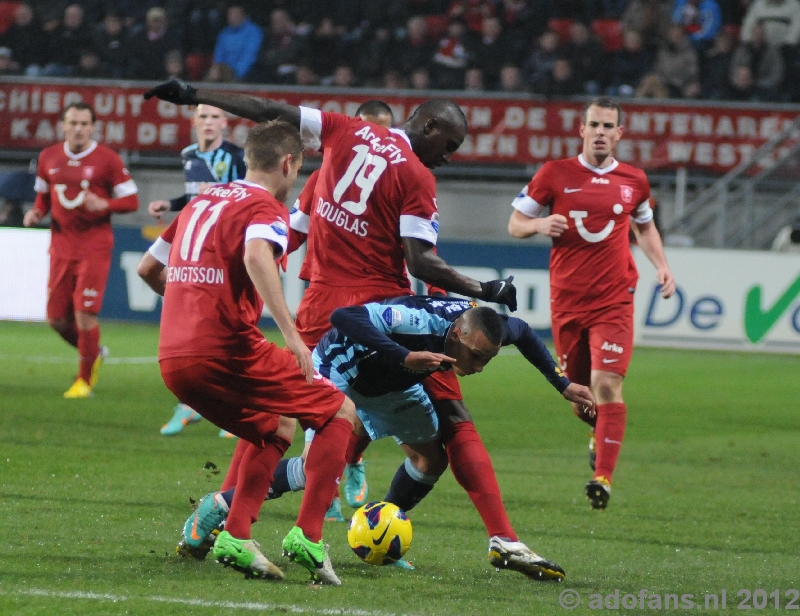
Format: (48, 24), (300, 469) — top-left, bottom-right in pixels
(63, 140), (98, 160)
(578, 153), (619, 175)
(390, 127), (411, 147)
(233, 179), (267, 192)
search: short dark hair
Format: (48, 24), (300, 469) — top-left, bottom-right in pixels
(582, 97), (623, 126)
(61, 101), (96, 123)
(355, 100), (394, 123)
(244, 120), (303, 172)
(409, 99), (468, 132)
(464, 306), (503, 346)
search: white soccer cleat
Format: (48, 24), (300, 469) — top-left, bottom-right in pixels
(488, 536), (565, 582)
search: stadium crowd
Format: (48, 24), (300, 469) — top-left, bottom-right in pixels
(1, 0), (799, 102)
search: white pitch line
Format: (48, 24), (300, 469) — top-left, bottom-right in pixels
(5, 588), (416, 616)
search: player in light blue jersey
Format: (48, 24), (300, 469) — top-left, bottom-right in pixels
(147, 104), (246, 437)
(198, 295), (595, 580)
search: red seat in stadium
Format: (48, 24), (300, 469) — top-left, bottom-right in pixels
(592, 18), (624, 52)
(547, 18), (573, 44)
(426, 14), (449, 41)
(185, 53), (212, 81)
(0, 1), (21, 34)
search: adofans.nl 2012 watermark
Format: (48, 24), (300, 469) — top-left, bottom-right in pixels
(558, 588), (799, 610)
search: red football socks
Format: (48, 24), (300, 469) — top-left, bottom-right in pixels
(224, 435), (291, 539)
(593, 402), (627, 481)
(346, 430), (371, 465)
(296, 417), (351, 542)
(444, 421), (517, 541)
(221, 438), (249, 491)
(77, 326), (100, 383)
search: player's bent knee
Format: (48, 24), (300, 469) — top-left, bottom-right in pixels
(334, 396), (357, 426)
(276, 416), (297, 442)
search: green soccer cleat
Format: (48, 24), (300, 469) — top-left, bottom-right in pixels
(488, 536), (566, 582)
(183, 491), (229, 548)
(160, 403), (202, 436)
(282, 526), (341, 585)
(324, 495), (346, 522)
(212, 530), (284, 580)
(586, 476), (611, 510)
(343, 460), (368, 507)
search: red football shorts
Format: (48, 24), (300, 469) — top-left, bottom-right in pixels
(47, 252), (111, 319)
(295, 281), (412, 348)
(550, 301), (634, 386)
(159, 342), (346, 447)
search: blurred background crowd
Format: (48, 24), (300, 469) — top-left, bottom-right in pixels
(1, 0), (799, 102)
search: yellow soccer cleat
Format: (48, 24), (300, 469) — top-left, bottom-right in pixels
(63, 377), (92, 399)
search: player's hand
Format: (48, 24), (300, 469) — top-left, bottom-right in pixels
(148, 200), (170, 218)
(286, 335), (315, 384)
(404, 351), (456, 371)
(143, 79), (198, 105)
(535, 214), (568, 238)
(562, 383), (596, 416)
(656, 267), (676, 299)
(83, 192), (109, 212)
(23, 209), (43, 227)
(480, 276), (517, 312)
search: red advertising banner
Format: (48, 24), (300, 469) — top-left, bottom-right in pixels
(1, 80), (798, 173)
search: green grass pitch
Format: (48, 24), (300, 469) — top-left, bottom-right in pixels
(0, 321), (798, 615)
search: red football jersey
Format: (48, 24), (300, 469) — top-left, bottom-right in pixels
(150, 180), (291, 360)
(34, 141), (138, 258)
(513, 155), (653, 311)
(296, 108), (440, 289)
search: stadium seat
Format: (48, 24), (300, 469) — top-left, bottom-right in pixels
(547, 18), (573, 45)
(185, 53), (212, 81)
(425, 14), (449, 41)
(0, 1), (21, 35)
(591, 19), (624, 52)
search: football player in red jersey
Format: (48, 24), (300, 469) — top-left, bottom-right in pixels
(138, 121), (358, 585)
(508, 97), (676, 509)
(23, 102), (139, 398)
(144, 82), (568, 580)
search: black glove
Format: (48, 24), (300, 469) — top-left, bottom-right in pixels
(480, 276), (517, 312)
(143, 79), (198, 105)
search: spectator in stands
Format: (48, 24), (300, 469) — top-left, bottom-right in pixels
(498, 62), (526, 92)
(649, 23), (700, 97)
(672, 0), (722, 51)
(92, 11), (127, 79)
(622, 0), (673, 52)
(730, 21), (786, 100)
(497, 0), (543, 59)
(466, 14), (512, 90)
(532, 55), (583, 98)
(355, 26), (392, 86)
(127, 7), (181, 80)
(184, 0), (226, 57)
(36, 0), (68, 33)
(523, 29), (562, 92)
(293, 62), (318, 85)
(307, 16), (341, 79)
(164, 49), (185, 79)
(73, 48), (107, 78)
(635, 71), (672, 96)
(607, 29), (652, 95)
(410, 64), (433, 89)
(0, 45), (19, 74)
(464, 65), (485, 90)
(564, 20), (607, 94)
(700, 29), (735, 98)
(382, 68), (408, 89)
(42, 3), (92, 76)
(250, 8), (307, 84)
(728, 64), (758, 98)
(204, 61), (235, 82)
(430, 16), (470, 89)
(326, 62), (357, 87)
(740, 0), (800, 46)
(447, 0), (496, 34)
(3, 3), (46, 75)
(395, 15), (436, 78)
(210, 4), (262, 81)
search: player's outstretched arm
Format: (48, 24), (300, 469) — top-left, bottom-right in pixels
(508, 210), (568, 239)
(633, 220), (676, 298)
(143, 80), (301, 127)
(244, 238), (313, 382)
(403, 238), (517, 311)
